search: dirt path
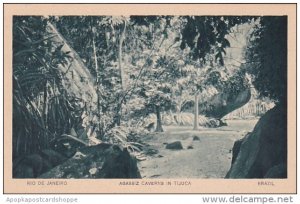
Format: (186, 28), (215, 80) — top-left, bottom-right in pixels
(138, 119), (258, 178)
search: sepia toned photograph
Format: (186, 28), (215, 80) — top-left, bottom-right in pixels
(3, 4), (296, 194)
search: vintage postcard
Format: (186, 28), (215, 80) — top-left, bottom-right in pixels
(3, 3), (296, 194)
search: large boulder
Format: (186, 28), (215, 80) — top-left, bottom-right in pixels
(13, 132), (89, 178)
(201, 88), (251, 119)
(166, 141), (183, 150)
(13, 149), (68, 178)
(226, 104), (287, 178)
(264, 163), (287, 178)
(230, 138), (245, 165)
(39, 143), (141, 178)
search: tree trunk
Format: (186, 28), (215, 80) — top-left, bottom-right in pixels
(155, 106), (164, 132)
(193, 93), (199, 130)
(118, 20), (126, 90)
(92, 35), (104, 136)
(116, 20), (127, 126)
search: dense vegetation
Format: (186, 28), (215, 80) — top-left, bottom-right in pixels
(13, 16), (287, 160)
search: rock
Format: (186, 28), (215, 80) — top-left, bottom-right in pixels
(181, 88), (251, 119)
(230, 138), (244, 165)
(13, 134), (90, 178)
(13, 149), (68, 178)
(50, 135), (87, 158)
(166, 141), (183, 150)
(264, 163), (287, 178)
(192, 136), (200, 141)
(40, 149), (68, 165)
(205, 118), (220, 128)
(187, 145), (194, 149)
(226, 105), (287, 178)
(39, 143), (141, 178)
(219, 119), (228, 127)
(202, 88), (251, 119)
(13, 154), (43, 178)
(202, 118), (227, 128)
(13, 132), (91, 178)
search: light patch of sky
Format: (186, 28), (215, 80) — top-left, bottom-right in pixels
(224, 22), (255, 74)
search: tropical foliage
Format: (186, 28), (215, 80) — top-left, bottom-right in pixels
(245, 17), (287, 103)
(13, 15), (287, 160)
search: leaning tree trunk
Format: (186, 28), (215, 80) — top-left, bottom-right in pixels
(46, 21), (98, 142)
(155, 105), (164, 132)
(46, 22), (97, 102)
(193, 93), (199, 130)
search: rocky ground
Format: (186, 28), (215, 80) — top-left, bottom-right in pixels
(138, 119), (258, 178)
